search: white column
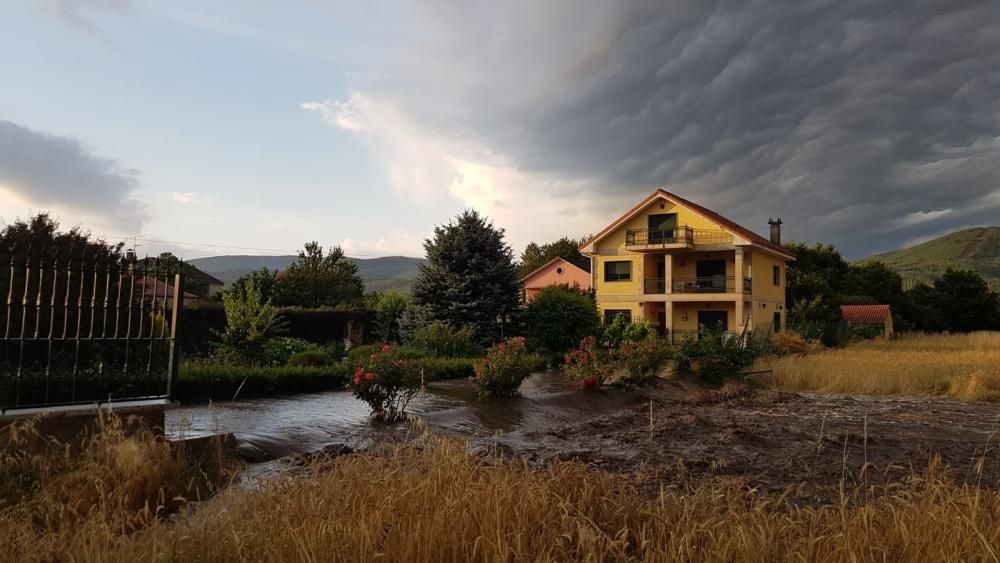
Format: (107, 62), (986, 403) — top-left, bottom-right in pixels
(665, 301), (674, 341)
(734, 248), (745, 331)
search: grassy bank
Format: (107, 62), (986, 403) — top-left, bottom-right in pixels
(175, 358), (480, 403)
(764, 332), (1000, 399)
(3, 426), (1000, 562)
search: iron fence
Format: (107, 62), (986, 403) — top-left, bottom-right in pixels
(0, 246), (182, 412)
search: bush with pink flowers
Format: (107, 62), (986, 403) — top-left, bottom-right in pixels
(473, 337), (541, 398)
(562, 335), (672, 389)
(349, 344), (423, 421)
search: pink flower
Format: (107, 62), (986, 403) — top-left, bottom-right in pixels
(352, 375), (361, 385)
(497, 344), (506, 352)
(365, 372), (375, 380)
(582, 375), (598, 388)
(382, 344), (392, 353)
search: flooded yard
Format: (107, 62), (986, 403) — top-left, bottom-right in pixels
(167, 371), (1000, 502)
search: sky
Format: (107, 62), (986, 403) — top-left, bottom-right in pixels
(1, 0), (998, 260)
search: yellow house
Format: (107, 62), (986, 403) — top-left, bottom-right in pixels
(579, 189), (796, 342)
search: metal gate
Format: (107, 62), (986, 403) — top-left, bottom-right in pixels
(1, 247), (182, 412)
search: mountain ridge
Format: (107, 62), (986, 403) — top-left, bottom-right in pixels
(863, 226), (1000, 289)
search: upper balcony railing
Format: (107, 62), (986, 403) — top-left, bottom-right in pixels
(625, 226), (693, 247)
(625, 226), (732, 248)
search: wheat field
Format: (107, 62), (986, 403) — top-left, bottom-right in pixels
(4, 419), (1000, 562)
(764, 332), (1000, 400)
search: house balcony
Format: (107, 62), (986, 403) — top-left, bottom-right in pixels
(643, 276), (752, 295)
(625, 226), (733, 252)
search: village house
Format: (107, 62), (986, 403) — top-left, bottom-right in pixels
(520, 256), (592, 302)
(579, 189), (795, 342)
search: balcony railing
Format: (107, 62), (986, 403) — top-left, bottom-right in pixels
(625, 226), (693, 247)
(644, 278), (667, 294)
(672, 276), (752, 294)
(625, 226), (732, 248)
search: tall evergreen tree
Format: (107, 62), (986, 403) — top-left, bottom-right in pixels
(412, 210), (521, 344)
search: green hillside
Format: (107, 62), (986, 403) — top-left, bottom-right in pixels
(865, 227), (1000, 290)
(187, 255), (426, 293)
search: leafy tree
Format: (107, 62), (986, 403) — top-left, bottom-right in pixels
(217, 278), (285, 366)
(0, 213), (123, 264)
(932, 269), (1000, 332)
(411, 210), (521, 344)
(374, 290), (411, 343)
(518, 237), (585, 278)
(783, 243), (849, 321)
(227, 268), (278, 303)
(143, 252), (211, 298)
(842, 261), (904, 306)
(406, 321), (481, 358)
(523, 285), (600, 363)
(272, 242), (364, 308)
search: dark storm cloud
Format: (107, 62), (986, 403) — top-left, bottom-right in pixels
(391, 0), (1000, 257)
(0, 120), (145, 231)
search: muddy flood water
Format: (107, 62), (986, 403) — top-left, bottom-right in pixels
(167, 371), (1000, 503)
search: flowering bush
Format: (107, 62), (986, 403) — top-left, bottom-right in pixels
(562, 335), (671, 388)
(349, 344), (423, 421)
(473, 337), (539, 398)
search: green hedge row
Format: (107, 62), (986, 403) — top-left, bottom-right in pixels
(174, 357), (481, 403)
(175, 365), (351, 403)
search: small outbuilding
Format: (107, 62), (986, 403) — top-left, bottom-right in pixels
(840, 304), (894, 337)
(521, 256), (592, 302)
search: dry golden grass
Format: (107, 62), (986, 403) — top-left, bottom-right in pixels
(763, 331), (1000, 399)
(4, 424), (1000, 562)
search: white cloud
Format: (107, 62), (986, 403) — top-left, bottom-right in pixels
(171, 191), (198, 204)
(340, 229), (425, 257)
(302, 93), (610, 252)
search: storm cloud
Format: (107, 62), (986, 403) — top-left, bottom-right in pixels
(334, 0), (1000, 257)
(0, 120), (145, 233)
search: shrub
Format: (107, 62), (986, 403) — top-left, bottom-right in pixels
(407, 322), (482, 358)
(261, 337), (316, 366)
(176, 363), (350, 402)
(523, 286), (600, 364)
(348, 344), (428, 363)
(216, 278), (285, 366)
(349, 344), (423, 421)
(287, 350), (335, 367)
(374, 290), (411, 343)
(562, 335), (671, 388)
(674, 330), (760, 385)
(601, 316), (655, 347)
(473, 337), (540, 398)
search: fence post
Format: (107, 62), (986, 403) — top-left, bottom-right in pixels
(166, 272), (184, 399)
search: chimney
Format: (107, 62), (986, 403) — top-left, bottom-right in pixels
(768, 217), (783, 245)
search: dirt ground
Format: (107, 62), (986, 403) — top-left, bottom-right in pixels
(509, 383), (1000, 503)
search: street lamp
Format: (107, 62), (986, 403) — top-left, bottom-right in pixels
(496, 313), (511, 341)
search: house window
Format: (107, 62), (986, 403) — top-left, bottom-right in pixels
(603, 310), (631, 324)
(604, 260), (632, 282)
(773, 265), (781, 286)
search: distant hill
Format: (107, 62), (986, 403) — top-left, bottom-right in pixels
(187, 254), (427, 293)
(864, 227), (1000, 290)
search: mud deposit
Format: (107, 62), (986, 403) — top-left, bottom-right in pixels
(167, 372), (1000, 503)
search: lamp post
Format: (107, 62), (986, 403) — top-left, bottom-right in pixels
(496, 313), (511, 341)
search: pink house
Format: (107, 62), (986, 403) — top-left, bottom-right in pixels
(521, 256), (592, 302)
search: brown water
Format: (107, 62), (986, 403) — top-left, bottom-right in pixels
(166, 370), (638, 464)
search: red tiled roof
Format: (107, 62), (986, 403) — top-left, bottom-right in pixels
(520, 256), (590, 283)
(840, 304), (891, 324)
(579, 189), (796, 260)
(140, 276), (199, 300)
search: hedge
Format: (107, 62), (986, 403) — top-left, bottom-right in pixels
(175, 364), (350, 403)
(173, 356), (544, 404)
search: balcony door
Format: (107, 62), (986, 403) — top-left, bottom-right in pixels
(696, 259), (726, 292)
(648, 213), (676, 244)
